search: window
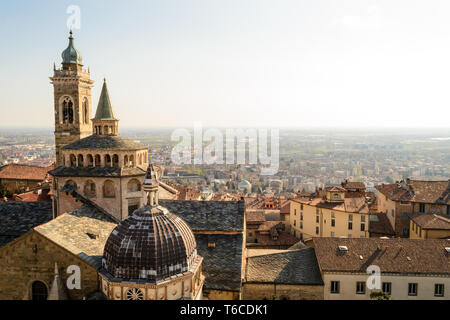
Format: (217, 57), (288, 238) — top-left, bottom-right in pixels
(84, 180), (96, 198)
(330, 231), (334, 237)
(348, 222), (353, 230)
(331, 219), (335, 227)
(126, 288), (144, 300)
(356, 282), (365, 294)
(315, 226), (319, 235)
(330, 281), (340, 294)
(447, 206), (450, 216)
(360, 223), (365, 231)
(316, 215), (319, 223)
(127, 179), (141, 192)
(402, 228), (410, 237)
(391, 209), (395, 217)
(300, 222), (303, 229)
(419, 203), (425, 213)
(382, 282), (391, 295)
(294, 220), (296, 226)
(361, 215), (365, 223)
(349, 214), (353, 221)
(300, 213), (303, 221)
(435, 284), (444, 297)
(61, 96), (74, 124)
(301, 204), (303, 210)
(316, 208), (320, 214)
(408, 283), (417, 296)
(103, 180), (115, 198)
(294, 209), (297, 216)
(31, 281), (48, 300)
(401, 212), (409, 221)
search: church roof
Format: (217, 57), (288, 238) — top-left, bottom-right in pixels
(101, 205), (198, 283)
(92, 80), (117, 120)
(159, 200), (245, 232)
(34, 204), (117, 269)
(61, 134), (146, 151)
(0, 202), (53, 247)
(61, 31), (82, 65)
(49, 165), (146, 178)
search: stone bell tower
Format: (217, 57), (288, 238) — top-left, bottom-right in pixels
(50, 31), (94, 166)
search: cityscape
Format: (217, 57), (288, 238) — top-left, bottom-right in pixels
(0, 1), (449, 314)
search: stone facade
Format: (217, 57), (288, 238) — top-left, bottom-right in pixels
(50, 66), (94, 167)
(242, 283), (323, 300)
(0, 230), (99, 300)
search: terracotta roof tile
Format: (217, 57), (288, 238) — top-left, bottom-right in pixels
(313, 237), (450, 275)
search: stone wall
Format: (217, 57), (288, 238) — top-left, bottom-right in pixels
(242, 283), (324, 300)
(0, 230), (100, 300)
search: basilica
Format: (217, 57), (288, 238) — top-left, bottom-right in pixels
(0, 31), (245, 300)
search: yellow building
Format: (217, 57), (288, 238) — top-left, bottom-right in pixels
(409, 214), (450, 239)
(289, 187), (370, 241)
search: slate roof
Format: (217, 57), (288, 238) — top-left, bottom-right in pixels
(0, 163), (53, 181)
(0, 202), (52, 247)
(101, 205), (198, 282)
(313, 237), (450, 275)
(195, 233), (243, 291)
(61, 134), (146, 150)
(34, 204), (117, 269)
(159, 199), (245, 291)
(411, 214), (450, 230)
(246, 248), (324, 285)
(159, 200), (245, 232)
(376, 180), (450, 205)
(49, 165), (145, 178)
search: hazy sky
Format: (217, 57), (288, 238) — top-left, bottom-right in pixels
(1, 0), (450, 128)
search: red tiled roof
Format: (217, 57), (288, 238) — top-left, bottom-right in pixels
(376, 180), (450, 205)
(13, 188), (52, 202)
(368, 212), (395, 236)
(411, 214), (450, 230)
(0, 164), (53, 181)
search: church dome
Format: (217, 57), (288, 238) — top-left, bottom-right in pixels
(101, 205), (198, 282)
(61, 31), (82, 65)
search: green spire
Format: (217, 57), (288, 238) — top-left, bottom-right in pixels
(93, 79), (118, 120)
(61, 30), (82, 65)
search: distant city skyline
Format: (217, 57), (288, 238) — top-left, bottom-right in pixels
(1, 0), (450, 128)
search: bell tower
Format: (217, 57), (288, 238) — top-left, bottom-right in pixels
(50, 31), (94, 166)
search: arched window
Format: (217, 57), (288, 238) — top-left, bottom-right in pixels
(82, 98), (89, 124)
(129, 155), (135, 166)
(105, 154), (112, 167)
(84, 180), (96, 198)
(87, 154), (94, 167)
(61, 96), (74, 124)
(104, 125), (109, 135)
(31, 281), (48, 300)
(70, 154), (77, 167)
(127, 179), (141, 193)
(95, 154), (101, 167)
(103, 180), (115, 198)
(77, 154), (84, 167)
(124, 155), (129, 167)
(63, 180), (77, 192)
(112, 154), (119, 167)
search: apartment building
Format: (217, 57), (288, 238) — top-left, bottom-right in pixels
(376, 179), (450, 237)
(313, 237), (450, 300)
(290, 186), (370, 241)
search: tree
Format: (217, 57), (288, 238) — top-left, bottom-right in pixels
(370, 291), (390, 300)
